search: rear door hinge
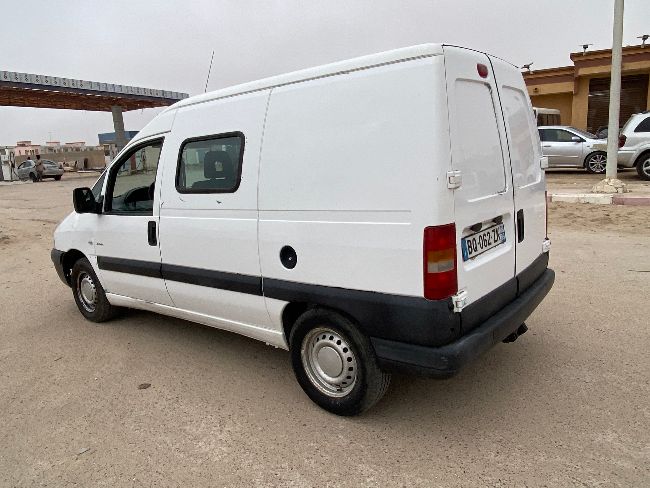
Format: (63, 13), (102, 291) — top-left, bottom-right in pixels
(447, 170), (462, 189)
(452, 289), (468, 313)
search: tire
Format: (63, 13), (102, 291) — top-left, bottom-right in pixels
(636, 153), (650, 180)
(289, 308), (390, 416)
(585, 152), (607, 174)
(54, 175), (62, 181)
(71, 257), (117, 322)
(30, 173), (37, 182)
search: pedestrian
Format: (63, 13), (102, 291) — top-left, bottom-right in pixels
(35, 155), (44, 182)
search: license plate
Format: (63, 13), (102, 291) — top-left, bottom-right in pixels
(461, 223), (506, 261)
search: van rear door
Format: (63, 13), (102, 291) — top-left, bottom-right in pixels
(443, 46), (517, 308)
(488, 56), (547, 275)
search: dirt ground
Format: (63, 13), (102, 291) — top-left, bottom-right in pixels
(0, 175), (648, 487)
(546, 168), (650, 196)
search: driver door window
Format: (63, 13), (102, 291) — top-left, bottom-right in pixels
(106, 141), (162, 214)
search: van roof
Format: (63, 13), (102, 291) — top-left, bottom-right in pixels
(166, 44), (446, 111)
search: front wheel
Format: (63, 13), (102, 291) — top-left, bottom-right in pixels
(585, 152), (607, 174)
(30, 173), (37, 182)
(71, 257), (117, 322)
(290, 308), (390, 416)
(636, 154), (650, 180)
(54, 175), (62, 181)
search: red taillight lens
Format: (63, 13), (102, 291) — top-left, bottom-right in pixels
(423, 224), (457, 300)
(477, 63), (489, 78)
(618, 134), (626, 148)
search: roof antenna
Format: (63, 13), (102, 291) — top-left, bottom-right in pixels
(204, 50), (215, 93)
(581, 43), (593, 55)
(638, 34), (649, 47)
(521, 62), (533, 73)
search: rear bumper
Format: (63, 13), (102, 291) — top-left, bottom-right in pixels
(617, 150), (635, 167)
(372, 267), (555, 377)
(51, 249), (70, 286)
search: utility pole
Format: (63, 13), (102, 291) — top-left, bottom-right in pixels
(593, 0), (628, 193)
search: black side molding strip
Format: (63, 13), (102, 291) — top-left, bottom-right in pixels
(96, 256), (262, 295)
(97, 256), (162, 279)
(162, 263), (262, 296)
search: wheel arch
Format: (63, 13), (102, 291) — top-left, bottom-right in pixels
(61, 249), (87, 286)
(281, 302), (362, 346)
(634, 149), (650, 167)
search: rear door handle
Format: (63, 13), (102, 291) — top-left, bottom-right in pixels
(516, 209), (525, 243)
(147, 221), (157, 246)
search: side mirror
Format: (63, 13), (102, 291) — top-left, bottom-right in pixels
(73, 187), (101, 214)
(571, 136), (583, 142)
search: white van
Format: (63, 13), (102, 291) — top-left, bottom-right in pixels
(52, 44), (554, 415)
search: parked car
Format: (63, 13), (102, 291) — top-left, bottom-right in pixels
(538, 126), (608, 173)
(617, 111), (650, 180)
(16, 159), (64, 181)
(51, 44), (554, 416)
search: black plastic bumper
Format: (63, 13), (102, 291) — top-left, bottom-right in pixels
(371, 267), (555, 377)
(51, 249), (70, 286)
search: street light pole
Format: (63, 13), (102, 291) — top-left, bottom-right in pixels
(594, 0), (628, 193)
(591, 0), (629, 193)
(606, 0), (624, 180)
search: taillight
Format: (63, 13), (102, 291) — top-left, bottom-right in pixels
(618, 134), (626, 148)
(423, 224), (457, 300)
(477, 63), (489, 78)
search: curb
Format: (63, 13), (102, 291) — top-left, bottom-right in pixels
(612, 196), (650, 206)
(548, 193), (650, 206)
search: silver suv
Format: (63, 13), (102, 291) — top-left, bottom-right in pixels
(538, 126), (607, 174)
(617, 111), (650, 180)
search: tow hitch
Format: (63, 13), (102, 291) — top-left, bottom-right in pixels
(502, 323), (528, 343)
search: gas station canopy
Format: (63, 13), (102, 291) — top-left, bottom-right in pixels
(0, 70), (188, 111)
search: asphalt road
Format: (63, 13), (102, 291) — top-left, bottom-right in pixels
(0, 175), (648, 487)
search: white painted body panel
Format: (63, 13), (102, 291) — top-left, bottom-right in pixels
(489, 56), (547, 274)
(105, 293), (287, 349)
(157, 91), (274, 330)
(258, 56), (452, 296)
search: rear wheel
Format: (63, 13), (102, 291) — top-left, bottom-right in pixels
(30, 173), (37, 182)
(71, 258), (117, 322)
(289, 308), (390, 416)
(54, 175), (62, 181)
(636, 154), (650, 180)
(585, 152), (607, 174)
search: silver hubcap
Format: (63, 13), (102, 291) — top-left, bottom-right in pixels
(589, 154), (607, 173)
(301, 327), (357, 397)
(77, 272), (97, 312)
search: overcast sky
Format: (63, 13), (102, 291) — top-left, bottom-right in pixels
(1, 0), (647, 146)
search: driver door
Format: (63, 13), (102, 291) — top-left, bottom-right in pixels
(93, 137), (173, 305)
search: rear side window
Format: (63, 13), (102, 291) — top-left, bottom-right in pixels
(176, 133), (244, 193)
(452, 80), (506, 198)
(634, 116), (650, 132)
(502, 87), (540, 188)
